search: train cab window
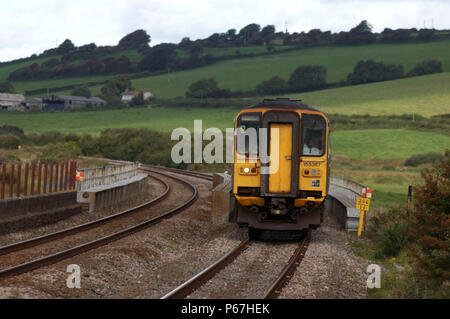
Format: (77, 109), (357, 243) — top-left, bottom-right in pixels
(236, 112), (261, 156)
(301, 114), (326, 156)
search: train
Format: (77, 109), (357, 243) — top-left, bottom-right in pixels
(229, 98), (330, 238)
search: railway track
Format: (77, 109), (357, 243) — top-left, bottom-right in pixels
(0, 167), (201, 280)
(161, 230), (311, 299)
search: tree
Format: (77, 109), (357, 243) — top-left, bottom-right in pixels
(256, 76), (288, 95)
(261, 25), (276, 42)
(138, 43), (177, 71)
(0, 81), (15, 93)
(186, 78), (219, 98)
(71, 85), (91, 98)
(238, 23), (261, 45)
(288, 65), (327, 92)
(407, 60), (442, 77)
(101, 75), (132, 104)
(118, 29), (151, 50)
(347, 60), (403, 85)
(409, 150), (449, 282)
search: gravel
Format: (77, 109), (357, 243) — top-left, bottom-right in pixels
(0, 171), (371, 299)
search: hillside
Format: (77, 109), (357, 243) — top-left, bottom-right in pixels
(2, 39), (450, 99)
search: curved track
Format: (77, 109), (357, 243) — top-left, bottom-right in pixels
(0, 167), (198, 280)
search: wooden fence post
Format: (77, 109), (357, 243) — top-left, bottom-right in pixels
(24, 163), (29, 196)
(37, 163), (42, 195)
(43, 163), (48, 194)
(60, 163), (64, 191)
(49, 163), (54, 193)
(64, 161), (68, 191)
(16, 163), (21, 198)
(31, 163), (36, 195)
(9, 164), (14, 198)
(1, 163), (5, 200)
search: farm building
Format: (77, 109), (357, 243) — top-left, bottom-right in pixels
(0, 93), (26, 111)
(121, 89), (153, 103)
(42, 95), (106, 112)
(24, 98), (43, 110)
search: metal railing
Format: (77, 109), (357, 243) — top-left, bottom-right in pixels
(76, 163), (139, 191)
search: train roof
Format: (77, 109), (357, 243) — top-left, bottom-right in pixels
(244, 98), (322, 113)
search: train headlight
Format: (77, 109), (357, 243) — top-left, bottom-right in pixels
(244, 167), (250, 173)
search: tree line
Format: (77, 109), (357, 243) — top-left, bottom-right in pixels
(185, 59), (443, 98)
(6, 20), (445, 81)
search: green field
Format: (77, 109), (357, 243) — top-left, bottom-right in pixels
(4, 39), (450, 98)
(330, 129), (450, 159)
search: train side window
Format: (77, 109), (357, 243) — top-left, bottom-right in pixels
(236, 113), (261, 156)
(301, 114), (326, 156)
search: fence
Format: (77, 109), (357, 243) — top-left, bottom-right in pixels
(0, 161), (77, 200)
(76, 162), (139, 191)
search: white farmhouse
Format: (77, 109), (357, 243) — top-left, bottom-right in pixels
(121, 89), (153, 103)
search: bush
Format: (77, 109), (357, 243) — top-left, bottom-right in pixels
(347, 60), (404, 85)
(409, 150), (450, 280)
(288, 65), (327, 92)
(185, 78), (231, 98)
(407, 59), (442, 77)
(0, 135), (21, 149)
(256, 76), (288, 95)
(39, 142), (81, 162)
(376, 222), (409, 258)
(0, 125), (25, 138)
(404, 152), (444, 167)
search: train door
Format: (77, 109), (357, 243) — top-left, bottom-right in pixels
(268, 123), (292, 193)
(261, 111), (300, 197)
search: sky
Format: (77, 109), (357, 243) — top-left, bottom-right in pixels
(1, 0), (449, 62)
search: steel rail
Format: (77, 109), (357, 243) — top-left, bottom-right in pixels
(161, 238), (253, 299)
(263, 230), (311, 299)
(0, 169), (198, 280)
(0, 173), (169, 257)
(146, 165), (213, 182)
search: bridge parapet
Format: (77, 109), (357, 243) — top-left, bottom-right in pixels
(327, 176), (367, 232)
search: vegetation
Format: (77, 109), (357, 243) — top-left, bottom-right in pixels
(288, 65), (327, 92)
(347, 60), (403, 85)
(407, 59), (443, 77)
(404, 152), (445, 167)
(0, 81), (15, 93)
(71, 85), (91, 98)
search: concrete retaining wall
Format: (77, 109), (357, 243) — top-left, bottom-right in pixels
(0, 192), (80, 220)
(210, 173), (232, 225)
(77, 173), (148, 212)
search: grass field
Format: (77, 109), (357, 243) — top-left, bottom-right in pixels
(4, 39), (450, 98)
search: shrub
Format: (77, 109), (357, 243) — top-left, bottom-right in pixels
(288, 65), (327, 92)
(256, 76), (288, 95)
(407, 59), (442, 77)
(376, 221), (409, 258)
(409, 150), (450, 280)
(404, 152), (444, 167)
(0, 135), (21, 149)
(347, 60), (404, 85)
(39, 142), (81, 162)
(0, 125), (25, 138)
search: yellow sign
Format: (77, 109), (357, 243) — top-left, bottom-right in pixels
(356, 197), (371, 211)
(18, 145), (22, 150)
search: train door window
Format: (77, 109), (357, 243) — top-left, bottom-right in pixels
(301, 114), (326, 156)
(236, 112), (261, 156)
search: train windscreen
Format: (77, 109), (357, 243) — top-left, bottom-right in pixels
(236, 113), (261, 156)
(301, 114), (326, 156)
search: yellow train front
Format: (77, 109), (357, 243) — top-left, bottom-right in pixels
(229, 98), (330, 235)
